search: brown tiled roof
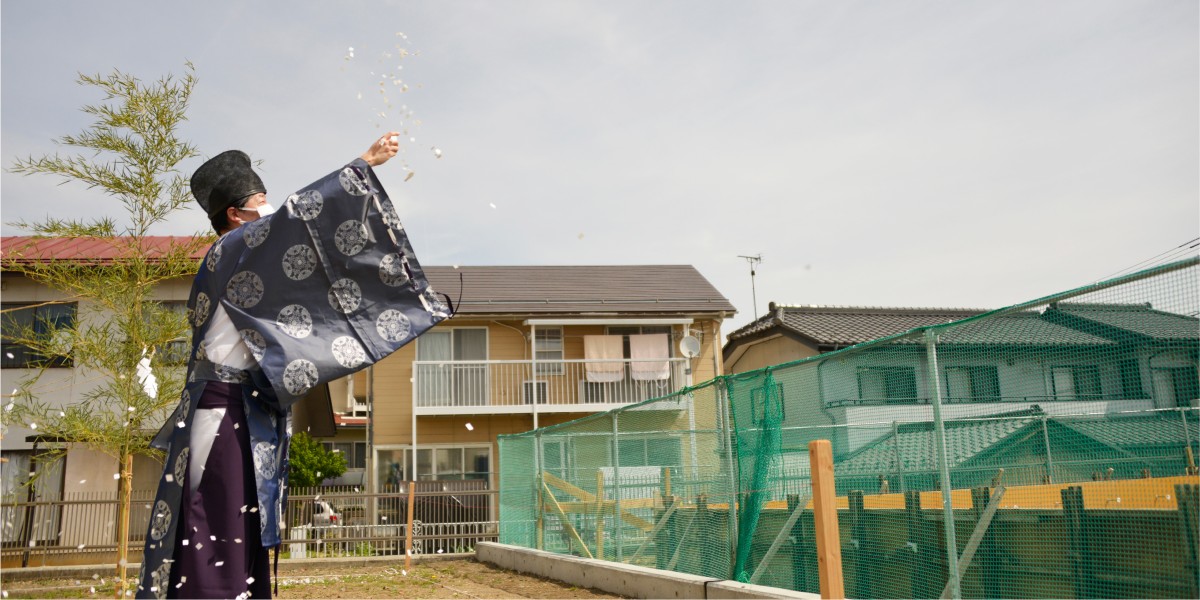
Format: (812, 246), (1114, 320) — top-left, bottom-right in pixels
(424, 265), (735, 316)
(1, 236), (210, 266)
(727, 304), (986, 346)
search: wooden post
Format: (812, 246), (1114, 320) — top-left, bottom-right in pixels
(787, 494), (810, 593)
(595, 470), (606, 560)
(1176, 484), (1199, 599)
(905, 490), (932, 599)
(1061, 486), (1095, 599)
(810, 440), (845, 600)
(849, 491), (869, 600)
(404, 481), (416, 571)
(970, 487), (1002, 599)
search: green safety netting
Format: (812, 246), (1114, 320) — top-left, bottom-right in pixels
(500, 257), (1199, 599)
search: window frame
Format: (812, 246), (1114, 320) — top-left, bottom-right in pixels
(1, 302), (78, 369)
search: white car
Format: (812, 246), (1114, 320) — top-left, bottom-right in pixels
(312, 500), (342, 527)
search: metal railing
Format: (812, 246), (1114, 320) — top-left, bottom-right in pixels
(414, 358), (688, 410)
(2, 483), (499, 567)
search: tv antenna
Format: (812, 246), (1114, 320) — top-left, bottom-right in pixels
(738, 254), (763, 320)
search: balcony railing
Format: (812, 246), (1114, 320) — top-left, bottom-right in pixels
(413, 358), (688, 412)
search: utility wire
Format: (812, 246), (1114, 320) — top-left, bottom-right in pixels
(1097, 237), (1200, 282)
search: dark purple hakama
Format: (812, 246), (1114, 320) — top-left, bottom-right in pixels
(168, 382), (271, 599)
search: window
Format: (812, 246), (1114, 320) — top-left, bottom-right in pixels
(617, 437), (682, 468)
(376, 445), (490, 485)
(750, 382), (786, 424)
(2, 302), (77, 368)
(857, 367), (919, 403)
(416, 328), (487, 406)
(535, 328), (563, 375)
(1119, 360), (1147, 399)
(1152, 366), (1199, 408)
(153, 301), (191, 366)
(322, 441), (367, 469)
(944, 366), (1001, 402)
(1052, 366), (1102, 400)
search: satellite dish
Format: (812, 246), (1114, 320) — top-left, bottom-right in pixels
(679, 335), (701, 358)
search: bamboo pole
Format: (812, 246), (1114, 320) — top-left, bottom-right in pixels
(810, 440), (844, 600)
(404, 481), (416, 571)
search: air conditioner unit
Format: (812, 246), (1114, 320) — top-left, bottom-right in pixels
(523, 380), (548, 405)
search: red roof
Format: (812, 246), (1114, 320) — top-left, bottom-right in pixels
(1, 236), (211, 267)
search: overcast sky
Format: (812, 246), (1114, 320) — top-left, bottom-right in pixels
(3, 1), (1197, 336)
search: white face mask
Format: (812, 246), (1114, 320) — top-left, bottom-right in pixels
(243, 203), (275, 218)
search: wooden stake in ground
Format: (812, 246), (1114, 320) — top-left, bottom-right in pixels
(809, 440), (844, 600)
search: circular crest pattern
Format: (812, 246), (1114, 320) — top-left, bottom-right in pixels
(339, 167), (371, 196)
(243, 217), (271, 248)
(423, 288), (450, 315)
(173, 447), (188, 487)
(379, 253), (410, 287)
(379, 198), (403, 230)
(194, 340), (208, 362)
(253, 442), (278, 479)
(193, 293), (211, 327)
(282, 359), (319, 396)
(149, 500), (172, 541)
(240, 329), (267, 362)
(151, 562), (170, 600)
(281, 244), (317, 280)
(331, 336), (367, 369)
(328, 279), (362, 314)
(277, 305), (313, 339)
(335, 220), (370, 256)
(288, 190), (324, 221)
(205, 243), (222, 272)
(376, 310), (412, 342)
(227, 271), (265, 308)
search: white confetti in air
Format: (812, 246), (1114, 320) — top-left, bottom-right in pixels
(235, 538), (242, 544)
(215, 560), (224, 567)
(182, 539), (188, 546)
(59, 411), (66, 417)
(404, 171), (415, 182)
(241, 505), (248, 513)
(29, 540), (35, 547)
(128, 406), (135, 412)
(176, 583), (183, 589)
(247, 577), (255, 584)
(113, 473), (120, 480)
(381, 515), (388, 521)
(165, 474), (173, 482)
(4, 403), (12, 412)
(489, 203), (496, 209)
(80, 479), (87, 484)
(251, 390), (258, 397)
(401, 569), (407, 576)
(29, 423), (37, 430)
(465, 422), (474, 431)
(93, 574), (100, 580)
(250, 507), (258, 513)
(78, 543), (85, 549)
(181, 577), (187, 583)
(90, 588), (95, 595)
(195, 542), (203, 550)
(234, 423), (239, 429)
(432, 147), (442, 158)
(5, 352), (13, 359)
(177, 421), (186, 428)
(210, 535), (217, 541)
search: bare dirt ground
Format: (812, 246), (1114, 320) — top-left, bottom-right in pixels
(1, 559), (626, 599)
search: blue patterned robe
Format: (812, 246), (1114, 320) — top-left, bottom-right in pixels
(136, 158), (448, 598)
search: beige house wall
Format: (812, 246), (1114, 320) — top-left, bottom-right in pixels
(727, 335), (818, 374)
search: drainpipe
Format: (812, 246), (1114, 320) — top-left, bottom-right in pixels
(531, 324), (539, 430)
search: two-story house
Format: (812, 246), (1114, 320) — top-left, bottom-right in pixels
(359, 265), (736, 492)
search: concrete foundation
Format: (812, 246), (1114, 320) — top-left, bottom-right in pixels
(475, 542), (819, 599)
